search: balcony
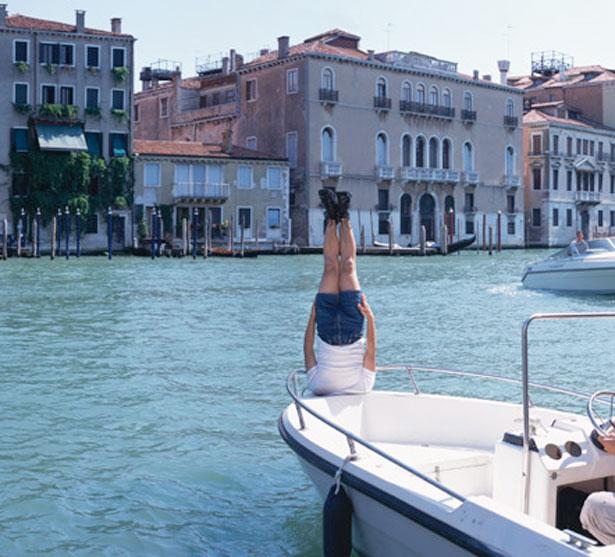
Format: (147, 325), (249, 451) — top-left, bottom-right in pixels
(503, 115), (518, 128)
(433, 169), (448, 182)
(320, 161), (342, 179)
(462, 171), (480, 185)
(400, 167), (419, 182)
(575, 190), (601, 205)
(502, 175), (521, 188)
(445, 170), (460, 183)
(399, 100), (455, 119)
(461, 109), (477, 122)
(376, 165), (395, 181)
(319, 88), (339, 103)
(142, 187), (158, 205)
(373, 96), (392, 111)
(173, 182), (229, 203)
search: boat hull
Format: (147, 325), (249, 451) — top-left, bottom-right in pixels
(523, 266), (615, 294)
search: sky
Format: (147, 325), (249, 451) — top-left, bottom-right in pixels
(9, 0), (615, 83)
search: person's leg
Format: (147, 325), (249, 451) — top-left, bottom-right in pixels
(339, 217), (360, 292)
(338, 216), (364, 344)
(315, 219), (341, 344)
(318, 219), (340, 294)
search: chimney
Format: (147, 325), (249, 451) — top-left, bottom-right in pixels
(75, 10), (85, 32)
(0, 4), (7, 27)
(235, 54), (244, 69)
(222, 129), (233, 154)
(229, 49), (236, 71)
(482, 74), (492, 82)
(472, 69), (479, 80)
(277, 36), (289, 59)
(497, 59), (510, 85)
(222, 56), (229, 75)
(259, 48), (269, 56)
(367, 49), (375, 60)
(111, 17), (121, 34)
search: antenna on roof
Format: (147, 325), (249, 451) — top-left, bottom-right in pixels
(531, 51), (574, 77)
(385, 22), (394, 51)
(503, 24), (514, 59)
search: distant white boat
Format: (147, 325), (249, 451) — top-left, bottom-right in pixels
(280, 312), (615, 556)
(523, 238), (615, 294)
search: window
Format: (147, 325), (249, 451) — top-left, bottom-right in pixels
(552, 135), (559, 154)
(376, 133), (388, 166)
(160, 97), (169, 118)
(13, 83), (28, 105)
(532, 168), (541, 190)
(321, 68), (335, 90)
(225, 90), (235, 103)
(611, 174), (615, 194)
(199, 95), (208, 108)
(109, 133), (127, 157)
(41, 85), (56, 104)
(237, 166), (253, 188)
(246, 136), (257, 150)
(531, 134), (542, 154)
(442, 89), (451, 108)
(267, 167), (284, 189)
(428, 137), (439, 168)
(60, 86), (74, 105)
(465, 219), (475, 235)
(238, 208), (252, 229)
(552, 169), (559, 190)
(286, 68), (298, 94)
(246, 79), (257, 101)
(532, 208), (541, 227)
(590, 141), (595, 156)
(463, 142), (473, 171)
(134, 103), (140, 122)
(85, 132), (102, 157)
(286, 131), (298, 168)
(599, 210), (604, 227)
(442, 139), (451, 169)
(59, 44), (74, 66)
(86, 214), (99, 234)
(416, 136), (426, 168)
(144, 163), (161, 187)
(611, 211), (615, 228)
(567, 171), (573, 191)
(505, 146), (515, 176)
(401, 135), (412, 167)
(86, 87), (99, 109)
(111, 90), (125, 110)
(400, 193), (412, 235)
(39, 42), (60, 65)
(506, 98), (515, 117)
(599, 142), (604, 157)
(267, 208), (281, 229)
(583, 139), (589, 155)
(86, 45), (100, 68)
(552, 208), (559, 227)
(429, 86), (438, 106)
(567, 209), (573, 227)
(211, 92), (220, 106)
(175, 164), (190, 184)
(465, 192), (475, 210)
(416, 84), (425, 104)
(577, 138), (582, 154)
(401, 81), (412, 102)
(321, 127), (335, 162)
(207, 164), (223, 184)
(507, 194), (515, 213)
(612, 143), (615, 159)
(378, 189), (390, 234)
(112, 47), (126, 68)
(463, 91), (473, 111)
(376, 77), (387, 98)
(13, 40), (29, 63)
(507, 221), (516, 235)
(599, 173), (603, 192)
(567, 137), (573, 156)
(11, 128), (29, 153)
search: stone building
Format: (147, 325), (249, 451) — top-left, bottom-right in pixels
(135, 29), (525, 247)
(0, 5), (134, 249)
(133, 138), (290, 246)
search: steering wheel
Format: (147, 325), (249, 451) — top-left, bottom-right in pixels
(587, 390), (615, 437)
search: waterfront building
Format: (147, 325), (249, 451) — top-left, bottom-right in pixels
(0, 5), (135, 250)
(135, 30), (525, 247)
(133, 137), (290, 247)
(511, 60), (615, 246)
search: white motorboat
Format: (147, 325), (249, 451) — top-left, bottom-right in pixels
(279, 312), (615, 556)
(523, 239), (615, 294)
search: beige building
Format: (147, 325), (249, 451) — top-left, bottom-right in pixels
(133, 139), (290, 246)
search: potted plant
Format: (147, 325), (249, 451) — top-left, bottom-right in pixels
(45, 62), (57, 75)
(111, 66), (129, 83)
(111, 108), (128, 121)
(85, 106), (102, 118)
(12, 103), (32, 115)
(87, 66), (99, 76)
(14, 61), (29, 73)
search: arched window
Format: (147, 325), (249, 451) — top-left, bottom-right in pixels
(401, 134), (412, 167)
(506, 98), (515, 117)
(443, 89), (452, 108)
(463, 91), (473, 111)
(401, 81), (412, 102)
(376, 77), (387, 98)
(415, 136), (426, 168)
(429, 137), (439, 168)
(442, 139), (452, 169)
(376, 132), (388, 166)
(463, 141), (474, 171)
(321, 68), (335, 91)
(400, 193), (412, 235)
(429, 86), (439, 106)
(416, 83), (425, 104)
(321, 127), (335, 162)
(505, 145), (515, 176)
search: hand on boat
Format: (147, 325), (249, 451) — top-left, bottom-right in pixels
(357, 294), (374, 321)
(599, 434), (615, 455)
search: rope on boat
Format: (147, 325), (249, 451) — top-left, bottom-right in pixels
(334, 455), (356, 495)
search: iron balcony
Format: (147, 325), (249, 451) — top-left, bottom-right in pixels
(399, 100), (455, 119)
(173, 183), (230, 202)
(319, 88), (339, 103)
(320, 161), (342, 179)
(461, 109), (477, 122)
(503, 115), (518, 128)
(373, 96), (392, 110)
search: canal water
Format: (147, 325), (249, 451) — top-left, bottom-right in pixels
(1, 251), (615, 556)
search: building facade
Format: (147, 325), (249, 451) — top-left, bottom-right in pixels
(0, 6), (134, 249)
(135, 30), (525, 247)
(133, 139), (290, 246)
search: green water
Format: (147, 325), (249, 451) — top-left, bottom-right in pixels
(1, 252), (615, 556)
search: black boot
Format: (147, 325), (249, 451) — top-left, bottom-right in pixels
(319, 189), (339, 222)
(336, 191), (352, 221)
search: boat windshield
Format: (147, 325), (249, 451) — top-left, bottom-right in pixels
(587, 238), (615, 252)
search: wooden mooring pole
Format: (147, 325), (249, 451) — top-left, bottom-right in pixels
(2, 218), (7, 260)
(482, 214), (487, 251)
(32, 217), (38, 258)
(488, 226), (493, 256)
(388, 220), (393, 255)
(16, 217), (22, 257)
(50, 216), (57, 260)
(360, 225), (366, 254)
(497, 210), (502, 252)
(203, 210), (209, 259)
(420, 225), (426, 256)
(441, 224), (448, 255)
(182, 217), (188, 257)
(255, 220), (260, 254)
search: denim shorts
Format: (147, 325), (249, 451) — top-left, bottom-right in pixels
(315, 290), (364, 346)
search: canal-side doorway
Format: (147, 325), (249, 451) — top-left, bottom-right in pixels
(581, 210), (590, 238)
(419, 194), (436, 241)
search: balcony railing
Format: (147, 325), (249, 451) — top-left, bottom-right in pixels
(575, 190), (601, 204)
(445, 170), (460, 183)
(173, 182), (230, 201)
(462, 171), (480, 185)
(376, 165), (395, 180)
(399, 100), (455, 118)
(373, 96), (392, 110)
(319, 88), (339, 103)
(461, 109), (477, 122)
(320, 161), (342, 179)
(502, 175), (521, 188)
(503, 115), (518, 128)
(528, 151), (543, 156)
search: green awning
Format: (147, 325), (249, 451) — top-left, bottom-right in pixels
(35, 124), (87, 152)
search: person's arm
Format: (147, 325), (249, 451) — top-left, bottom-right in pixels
(304, 304), (317, 371)
(358, 294), (376, 371)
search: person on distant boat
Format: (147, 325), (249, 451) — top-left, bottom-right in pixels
(303, 189), (377, 396)
(580, 434), (615, 545)
(567, 230), (589, 256)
